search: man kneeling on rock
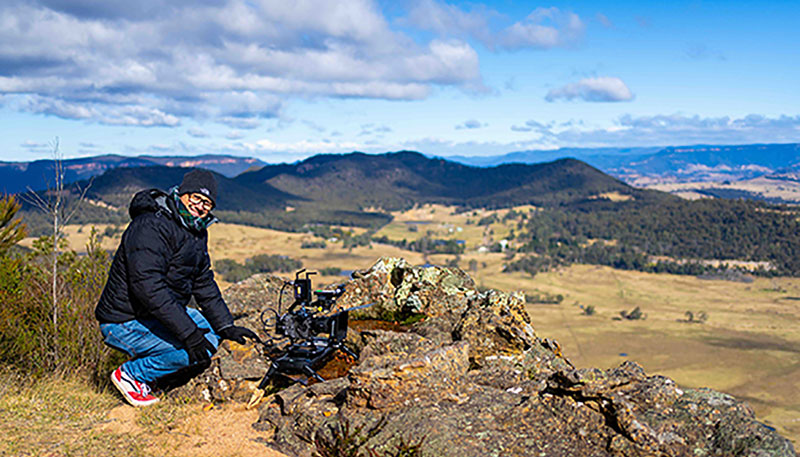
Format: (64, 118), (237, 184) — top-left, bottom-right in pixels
(95, 169), (258, 406)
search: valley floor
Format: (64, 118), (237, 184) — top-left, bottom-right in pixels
(26, 215), (800, 447)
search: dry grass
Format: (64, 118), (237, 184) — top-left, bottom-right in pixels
(18, 223), (123, 253)
(23, 205), (800, 445)
(0, 370), (147, 456)
(0, 369), (287, 457)
(645, 176), (800, 202)
(373, 204), (534, 250)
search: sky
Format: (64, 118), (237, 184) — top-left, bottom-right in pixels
(1, 0), (799, 163)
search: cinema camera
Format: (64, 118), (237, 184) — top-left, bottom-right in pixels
(254, 269), (370, 391)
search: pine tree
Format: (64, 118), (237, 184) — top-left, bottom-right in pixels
(0, 194), (26, 256)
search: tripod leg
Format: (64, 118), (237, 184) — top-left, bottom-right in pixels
(257, 363), (278, 390)
(303, 365), (326, 383)
(339, 345), (358, 360)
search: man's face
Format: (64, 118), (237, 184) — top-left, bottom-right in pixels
(180, 192), (214, 218)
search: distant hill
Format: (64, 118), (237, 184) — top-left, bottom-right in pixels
(613, 143), (800, 183)
(446, 143), (800, 185)
(446, 146), (660, 168)
(18, 151), (667, 234)
(235, 150), (663, 211)
(0, 154), (264, 194)
(83, 166), (294, 211)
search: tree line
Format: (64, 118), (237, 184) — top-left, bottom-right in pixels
(509, 198), (800, 276)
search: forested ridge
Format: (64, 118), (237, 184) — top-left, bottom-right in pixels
(509, 198), (800, 276)
(11, 153), (800, 277)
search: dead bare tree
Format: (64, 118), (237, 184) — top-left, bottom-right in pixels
(24, 138), (92, 354)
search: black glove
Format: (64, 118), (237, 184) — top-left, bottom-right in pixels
(218, 325), (260, 345)
(183, 328), (216, 365)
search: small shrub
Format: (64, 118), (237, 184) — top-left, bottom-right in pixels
(619, 306), (646, 320)
(383, 434), (426, 457)
(213, 258), (252, 283)
(0, 194), (26, 257)
(320, 267), (342, 276)
(314, 415), (387, 457)
(581, 305), (596, 316)
(525, 292), (564, 305)
(0, 228), (115, 382)
(301, 240), (327, 249)
(215, 254), (303, 282)
(102, 225), (121, 238)
(682, 310), (708, 323)
(248, 254), (303, 273)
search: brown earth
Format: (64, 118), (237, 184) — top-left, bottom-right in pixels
(98, 403), (287, 457)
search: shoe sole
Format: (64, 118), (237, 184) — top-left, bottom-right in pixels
(110, 370), (159, 407)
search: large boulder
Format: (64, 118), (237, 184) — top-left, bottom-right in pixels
(175, 258), (795, 457)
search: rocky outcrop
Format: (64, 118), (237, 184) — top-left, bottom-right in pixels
(185, 257), (795, 457)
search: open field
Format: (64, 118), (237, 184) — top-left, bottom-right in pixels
(19, 223), (124, 253)
(373, 204), (535, 250)
(643, 176), (800, 202)
(25, 203), (800, 445)
(491, 265), (800, 443)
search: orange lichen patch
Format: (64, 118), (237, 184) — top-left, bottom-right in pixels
(312, 319), (412, 383)
(316, 351), (359, 381)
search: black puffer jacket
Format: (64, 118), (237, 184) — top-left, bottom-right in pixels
(95, 189), (233, 341)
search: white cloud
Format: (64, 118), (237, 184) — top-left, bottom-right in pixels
(359, 123), (393, 136)
(302, 120), (327, 133)
(405, 2), (584, 51)
(225, 130), (245, 140)
(455, 119), (486, 130)
(18, 95), (181, 126)
(684, 43), (726, 61)
(404, 0), (492, 43)
(217, 117), (262, 130)
(498, 7), (584, 50)
(187, 127), (209, 138)
(398, 113), (800, 158)
(249, 138), (366, 155)
(596, 13), (613, 28)
(513, 113), (800, 147)
(402, 136), (530, 157)
(546, 77), (634, 102)
(0, 1), (482, 126)
(20, 139), (50, 151)
(510, 120), (553, 133)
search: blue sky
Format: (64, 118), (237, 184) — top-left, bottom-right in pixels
(1, 0), (799, 163)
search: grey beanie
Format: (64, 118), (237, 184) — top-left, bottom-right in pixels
(178, 169), (218, 206)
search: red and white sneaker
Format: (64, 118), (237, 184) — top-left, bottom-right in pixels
(110, 366), (159, 407)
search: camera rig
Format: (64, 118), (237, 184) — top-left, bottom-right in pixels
(255, 269), (369, 389)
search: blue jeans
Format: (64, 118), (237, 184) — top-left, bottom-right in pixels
(99, 307), (220, 385)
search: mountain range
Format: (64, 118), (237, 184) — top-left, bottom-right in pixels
(10, 142), (800, 235)
(0, 154), (264, 195)
(17, 151), (664, 234)
(6, 142), (799, 197)
(447, 142), (800, 185)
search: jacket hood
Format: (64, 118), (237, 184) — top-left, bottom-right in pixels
(129, 188), (171, 220)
